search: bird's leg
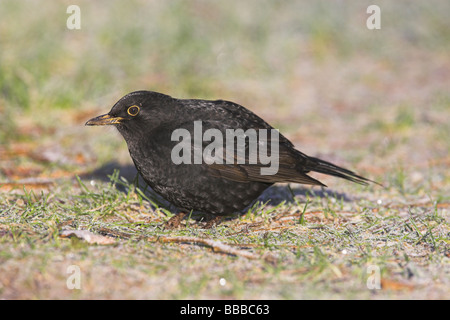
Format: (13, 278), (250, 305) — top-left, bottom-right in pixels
(202, 215), (223, 229)
(164, 212), (188, 229)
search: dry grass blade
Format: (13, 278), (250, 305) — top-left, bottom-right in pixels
(0, 179), (55, 191)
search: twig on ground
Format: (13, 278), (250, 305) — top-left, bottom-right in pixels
(146, 235), (278, 264)
(63, 227), (278, 263)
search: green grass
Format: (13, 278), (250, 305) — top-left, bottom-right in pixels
(1, 172), (448, 299)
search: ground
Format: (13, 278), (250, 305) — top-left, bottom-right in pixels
(0, 1), (449, 299)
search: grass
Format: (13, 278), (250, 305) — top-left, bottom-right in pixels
(0, 1), (449, 299)
(1, 171), (448, 299)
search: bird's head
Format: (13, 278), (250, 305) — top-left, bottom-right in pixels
(85, 91), (174, 137)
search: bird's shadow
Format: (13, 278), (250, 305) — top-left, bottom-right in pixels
(81, 161), (356, 217)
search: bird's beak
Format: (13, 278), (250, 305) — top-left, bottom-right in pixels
(85, 113), (125, 126)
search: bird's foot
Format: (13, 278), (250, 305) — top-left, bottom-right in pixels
(202, 215), (223, 229)
(164, 212), (188, 230)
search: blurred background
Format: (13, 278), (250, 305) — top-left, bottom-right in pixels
(0, 0), (449, 191)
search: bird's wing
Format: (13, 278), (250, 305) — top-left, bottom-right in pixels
(173, 99), (375, 186)
(176, 119), (327, 186)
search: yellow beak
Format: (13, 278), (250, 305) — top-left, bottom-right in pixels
(85, 114), (125, 126)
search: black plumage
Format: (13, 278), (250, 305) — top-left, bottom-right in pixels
(86, 91), (375, 220)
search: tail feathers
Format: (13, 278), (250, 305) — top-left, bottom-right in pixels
(305, 156), (380, 186)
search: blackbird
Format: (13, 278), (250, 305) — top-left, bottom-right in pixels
(86, 91), (375, 227)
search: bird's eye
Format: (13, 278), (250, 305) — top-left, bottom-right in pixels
(127, 105), (140, 116)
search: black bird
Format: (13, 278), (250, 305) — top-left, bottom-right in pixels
(86, 91), (376, 227)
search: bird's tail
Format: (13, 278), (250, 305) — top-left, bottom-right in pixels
(305, 156), (381, 186)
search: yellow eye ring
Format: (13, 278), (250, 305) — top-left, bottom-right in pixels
(127, 105), (140, 116)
